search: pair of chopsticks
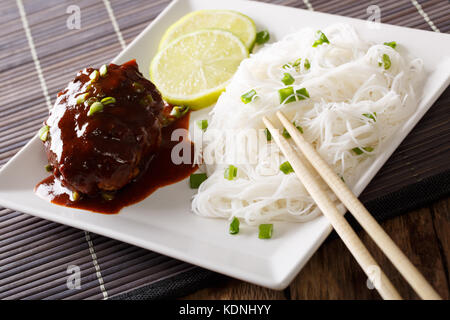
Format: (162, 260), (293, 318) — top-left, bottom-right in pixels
(263, 111), (441, 300)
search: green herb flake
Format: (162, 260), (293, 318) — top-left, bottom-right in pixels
(384, 41), (397, 49)
(224, 165), (238, 180)
(281, 73), (295, 85)
(264, 128), (272, 141)
(229, 217), (240, 235)
(100, 97), (116, 105)
(296, 87), (310, 100)
(278, 86), (296, 104)
(87, 102), (104, 116)
(304, 58), (311, 70)
(255, 30), (270, 45)
(99, 64), (108, 77)
(363, 113), (376, 122)
(197, 119), (208, 131)
(312, 31), (330, 47)
(259, 224), (273, 239)
(280, 161), (294, 174)
(39, 125), (50, 141)
(241, 89), (257, 104)
(352, 147), (374, 155)
(380, 54), (391, 70)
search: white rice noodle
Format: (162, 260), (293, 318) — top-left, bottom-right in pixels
(192, 24), (423, 225)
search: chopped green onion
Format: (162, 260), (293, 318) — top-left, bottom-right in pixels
(259, 224), (273, 239)
(255, 30), (270, 45)
(278, 86), (296, 104)
(304, 58), (311, 70)
(170, 105), (190, 118)
(76, 93), (89, 104)
(87, 102), (104, 116)
(72, 191), (80, 202)
(197, 119), (208, 131)
(282, 128), (291, 139)
(229, 217), (240, 235)
(280, 161), (294, 174)
(352, 147), (374, 155)
(39, 125), (50, 141)
(190, 173), (207, 189)
(379, 54), (391, 70)
(99, 64), (108, 77)
(292, 58), (302, 67)
(140, 94), (154, 105)
(89, 70), (99, 81)
(312, 31), (330, 47)
(101, 192), (114, 201)
(363, 113), (376, 122)
(264, 128), (272, 141)
(281, 73), (295, 85)
(296, 87), (310, 100)
(340, 175), (345, 182)
(224, 165), (238, 180)
(85, 97), (97, 106)
(384, 41), (397, 49)
(294, 122), (304, 133)
(282, 63), (291, 69)
(100, 97), (116, 105)
(241, 89), (257, 104)
(132, 81), (144, 93)
(45, 164), (53, 172)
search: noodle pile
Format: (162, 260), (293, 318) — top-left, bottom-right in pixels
(191, 24), (423, 225)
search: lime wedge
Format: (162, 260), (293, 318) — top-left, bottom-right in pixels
(150, 29), (248, 110)
(158, 10), (256, 51)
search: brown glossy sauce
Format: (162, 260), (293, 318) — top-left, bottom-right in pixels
(35, 113), (197, 214)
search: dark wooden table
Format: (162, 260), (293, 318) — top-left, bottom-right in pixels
(183, 197), (450, 300)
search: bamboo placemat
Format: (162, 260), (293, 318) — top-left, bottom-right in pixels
(0, 0), (449, 300)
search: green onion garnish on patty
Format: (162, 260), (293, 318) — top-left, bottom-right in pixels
(255, 30), (270, 45)
(100, 97), (116, 105)
(241, 89), (257, 104)
(76, 93), (89, 104)
(87, 102), (104, 116)
(39, 125), (50, 141)
(89, 70), (100, 82)
(99, 64), (108, 77)
(229, 217), (240, 235)
(259, 224), (273, 239)
(279, 161), (294, 174)
(224, 165), (238, 180)
(190, 173), (207, 189)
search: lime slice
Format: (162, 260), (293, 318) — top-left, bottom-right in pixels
(158, 10), (256, 51)
(150, 29), (248, 110)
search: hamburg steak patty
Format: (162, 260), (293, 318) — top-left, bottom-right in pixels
(41, 60), (164, 195)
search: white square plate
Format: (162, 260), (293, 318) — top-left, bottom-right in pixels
(0, 0), (449, 290)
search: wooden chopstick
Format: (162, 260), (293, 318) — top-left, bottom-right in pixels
(263, 116), (401, 300)
(273, 111), (442, 300)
